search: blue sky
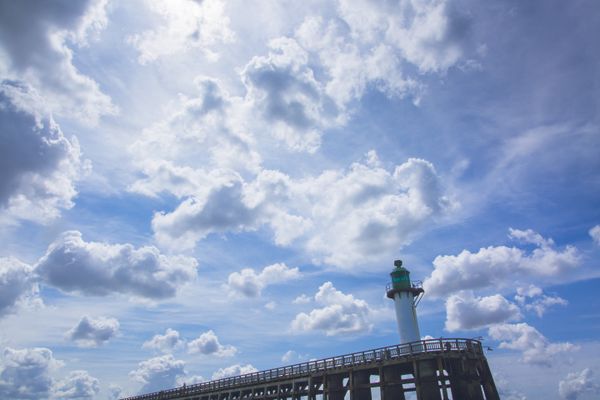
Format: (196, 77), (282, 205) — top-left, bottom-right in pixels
(0, 0), (599, 399)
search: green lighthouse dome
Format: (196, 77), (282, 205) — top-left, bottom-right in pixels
(390, 259), (411, 290)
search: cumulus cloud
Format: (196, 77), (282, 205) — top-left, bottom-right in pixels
(226, 263), (300, 298)
(35, 231), (197, 300)
(295, 16), (423, 107)
(0, 347), (101, 399)
(335, 0), (471, 74)
(514, 285), (567, 317)
(0, 81), (85, 224)
(496, 375), (528, 400)
(589, 225), (600, 246)
(108, 384), (122, 400)
(129, 355), (186, 394)
(281, 350), (306, 363)
(66, 316), (119, 347)
(291, 282), (373, 336)
(242, 37), (342, 152)
(0, 257), (39, 318)
(211, 364), (257, 380)
(423, 228), (579, 297)
(128, 0), (234, 64)
(559, 368), (599, 400)
(445, 292), (521, 331)
(488, 323), (577, 366)
(0, 0), (115, 122)
(508, 228), (554, 248)
(152, 174), (264, 250)
(187, 330), (236, 357)
(529, 297), (566, 315)
(52, 370), (100, 399)
(142, 328), (184, 354)
(293, 0), (472, 110)
(177, 375), (205, 386)
(281, 350), (297, 363)
(293, 294), (311, 304)
(0, 347), (62, 399)
(153, 155), (451, 268)
(128, 1), (471, 159)
(300, 157), (451, 267)
(129, 78), (261, 200)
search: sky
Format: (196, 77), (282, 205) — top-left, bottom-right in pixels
(0, 0), (599, 399)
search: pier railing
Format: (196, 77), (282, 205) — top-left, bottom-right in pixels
(121, 338), (482, 400)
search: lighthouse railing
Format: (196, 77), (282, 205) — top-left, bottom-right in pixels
(120, 338), (484, 400)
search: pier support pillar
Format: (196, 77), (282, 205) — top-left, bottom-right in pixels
(351, 370), (371, 400)
(381, 365), (406, 400)
(326, 374), (347, 400)
(414, 360), (442, 400)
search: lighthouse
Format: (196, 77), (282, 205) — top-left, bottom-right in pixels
(386, 259), (424, 344)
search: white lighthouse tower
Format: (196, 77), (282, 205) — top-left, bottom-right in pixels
(386, 259), (424, 344)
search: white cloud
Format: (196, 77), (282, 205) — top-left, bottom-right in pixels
(293, 294), (311, 304)
(211, 364), (257, 380)
(0, 0), (115, 123)
(226, 263), (300, 298)
(176, 375), (205, 386)
(514, 285), (567, 318)
(152, 175), (263, 251)
(0, 347), (62, 399)
(0, 257), (39, 318)
(488, 323), (578, 366)
(292, 0), (473, 109)
(52, 370), (100, 399)
(66, 316), (119, 347)
(129, 355), (186, 394)
(0, 347), (101, 399)
(128, 0), (472, 165)
(336, 0), (471, 74)
(35, 231), (198, 300)
(291, 282), (373, 336)
(128, 0), (234, 64)
(0, 81), (85, 224)
(496, 374), (528, 400)
(142, 328), (184, 354)
(589, 225), (600, 246)
(423, 229), (579, 298)
(295, 16), (423, 107)
(128, 3), (472, 193)
(508, 228), (554, 248)
(187, 330), (236, 357)
(153, 155), (452, 268)
(281, 350), (297, 363)
(108, 384), (122, 400)
(559, 369), (599, 400)
(445, 292), (521, 332)
(525, 295), (567, 317)
(514, 284), (543, 298)
(241, 37), (343, 152)
(280, 350), (306, 363)
(129, 78), (261, 200)
(300, 157), (451, 267)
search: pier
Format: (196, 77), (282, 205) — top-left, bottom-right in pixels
(121, 338), (499, 400)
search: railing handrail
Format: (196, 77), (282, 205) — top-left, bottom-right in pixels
(385, 281), (423, 292)
(120, 338), (482, 400)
